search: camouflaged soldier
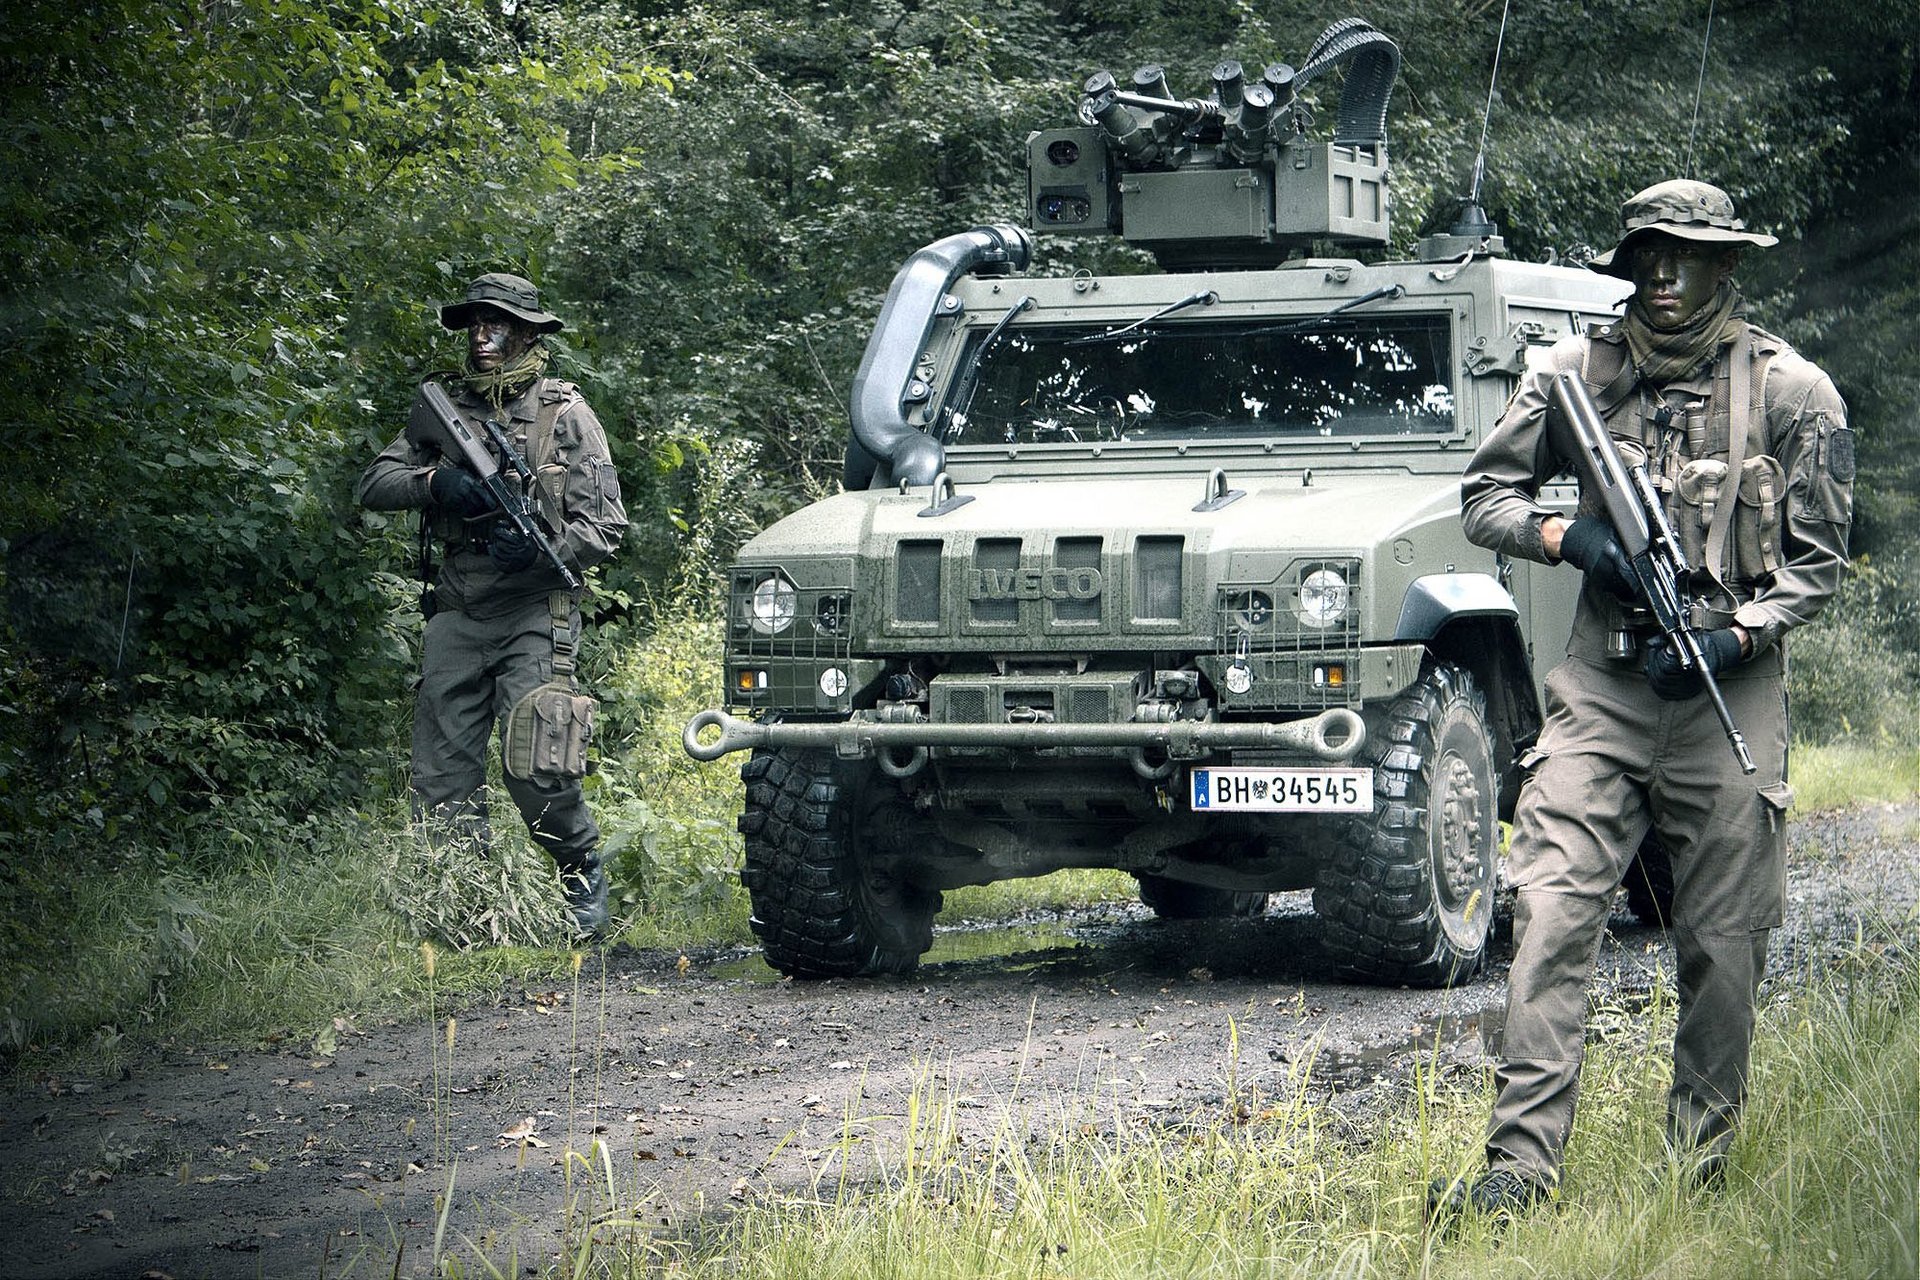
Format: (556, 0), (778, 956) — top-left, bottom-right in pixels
(357, 273), (629, 937)
(1434, 181), (1853, 1220)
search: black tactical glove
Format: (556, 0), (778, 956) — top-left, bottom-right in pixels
(487, 521), (540, 574)
(1643, 628), (1745, 701)
(428, 467), (497, 519)
(1557, 518), (1638, 603)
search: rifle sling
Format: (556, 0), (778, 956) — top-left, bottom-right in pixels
(528, 381), (566, 532)
(1703, 330), (1772, 593)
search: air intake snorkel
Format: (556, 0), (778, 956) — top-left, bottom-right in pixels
(844, 223), (1033, 490)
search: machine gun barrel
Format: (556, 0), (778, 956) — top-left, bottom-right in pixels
(1550, 371), (1754, 774)
(1105, 88), (1226, 124)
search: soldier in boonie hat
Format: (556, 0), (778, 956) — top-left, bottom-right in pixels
(439, 271), (565, 334)
(356, 268), (627, 941)
(1444, 174), (1851, 1225)
(1589, 179), (1778, 278)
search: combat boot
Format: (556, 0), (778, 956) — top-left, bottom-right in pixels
(1426, 1168), (1551, 1230)
(1652, 1147), (1728, 1193)
(560, 864), (609, 939)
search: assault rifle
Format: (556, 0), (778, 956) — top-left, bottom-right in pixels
(413, 381), (580, 589)
(1550, 371), (1754, 774)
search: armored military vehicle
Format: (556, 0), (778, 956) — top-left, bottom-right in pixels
(684, 18), (1632, 986)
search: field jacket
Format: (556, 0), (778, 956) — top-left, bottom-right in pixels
(356, 377), (629, 619)
(1460, 320), (1851, 669)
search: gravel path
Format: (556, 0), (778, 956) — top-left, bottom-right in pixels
(5, 801), (1914, 1279)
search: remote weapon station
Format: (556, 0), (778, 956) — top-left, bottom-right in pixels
(686, 19), (1631, 986)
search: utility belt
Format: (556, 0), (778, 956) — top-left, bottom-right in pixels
(1602, 601), (1737, 664)
(445, 525), (499, 556)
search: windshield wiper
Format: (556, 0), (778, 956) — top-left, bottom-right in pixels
(941, 295), (1034, 442)
(1238, 283), (1406, 338)
(1064, 289), (1218, 346)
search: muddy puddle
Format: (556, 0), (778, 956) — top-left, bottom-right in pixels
(707, 916), (1103, 984)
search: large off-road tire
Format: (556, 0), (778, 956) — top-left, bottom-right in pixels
(737, 747), (941, 978)
(1313, 663), (1498, 987)
(1136, 873), (1268, 920)
(1623, 831), (1675, 928)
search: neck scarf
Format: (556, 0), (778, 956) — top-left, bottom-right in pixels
(462, 343), (550, 410)
(1623, 283), (1744, 386)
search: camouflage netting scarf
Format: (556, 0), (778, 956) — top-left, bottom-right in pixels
(1623, 283), (1745, 386)
(461, 343), (551, 410)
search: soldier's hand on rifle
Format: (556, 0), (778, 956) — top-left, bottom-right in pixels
(428, 466), (498, 519)
(1643, 628), (1744, 701)
(1557, 517), (1638, 603)
(487, 521), (540, 573)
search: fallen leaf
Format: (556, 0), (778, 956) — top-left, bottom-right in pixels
(829, 1061), (853, 1070)
(93, 1208), (115, 1223)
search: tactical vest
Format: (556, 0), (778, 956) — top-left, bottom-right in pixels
(1580, 327), (1783, 614)
(426, 379), (570, 547)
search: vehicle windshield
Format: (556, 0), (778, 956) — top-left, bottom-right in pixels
(941, 313), (1455, 446)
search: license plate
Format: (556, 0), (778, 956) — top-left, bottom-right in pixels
(1189, 767), (1374, 813)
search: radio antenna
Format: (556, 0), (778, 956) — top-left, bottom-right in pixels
(1467, 0), (1513, 208)
(1684, 0), (1717, 178)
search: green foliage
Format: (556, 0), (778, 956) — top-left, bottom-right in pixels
(1788, 551), (1920, 745)
(1, 0), (1913, 869)
(587, 607), (752, 947)
(0, 0), (667, 839)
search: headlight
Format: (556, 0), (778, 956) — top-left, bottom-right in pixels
(1295, 568), (1349, 628)
(748, 573), (799, 635)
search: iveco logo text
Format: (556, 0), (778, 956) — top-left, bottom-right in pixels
(968, 566), (1103, 601)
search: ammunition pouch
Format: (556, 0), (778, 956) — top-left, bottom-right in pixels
(1671, 454), (1784, 587)
(504, 680), (596, 781)
(1732, 455), (1787, 579)
(504, 590), (596, 782)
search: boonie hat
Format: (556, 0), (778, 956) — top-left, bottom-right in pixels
(1590, 179), (1778, 278)
(439, 272), (564, 333)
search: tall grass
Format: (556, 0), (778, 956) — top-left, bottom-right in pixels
(591, 946), (1917, 1279)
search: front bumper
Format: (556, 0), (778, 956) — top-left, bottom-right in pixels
(682, 705), (1366, 765)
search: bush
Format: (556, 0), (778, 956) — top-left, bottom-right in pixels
(1788, 550), (1920, 745)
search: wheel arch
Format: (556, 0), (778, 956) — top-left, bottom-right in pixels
(1394, 573), (1543, 822)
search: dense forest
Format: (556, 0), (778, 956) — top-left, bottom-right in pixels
(3, 0), (1916, 855)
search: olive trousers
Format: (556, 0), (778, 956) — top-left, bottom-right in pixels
(1486, 657), (1793, 1185)
(409, 597), (601, 879)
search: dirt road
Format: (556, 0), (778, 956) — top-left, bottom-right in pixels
(7, 801), (1914, 1279)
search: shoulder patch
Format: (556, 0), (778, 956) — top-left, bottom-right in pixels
(1828, 422), (1856, 484)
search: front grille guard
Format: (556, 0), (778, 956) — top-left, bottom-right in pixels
(724, 576), (856, 712)
(1216, 559), (1362, 710)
